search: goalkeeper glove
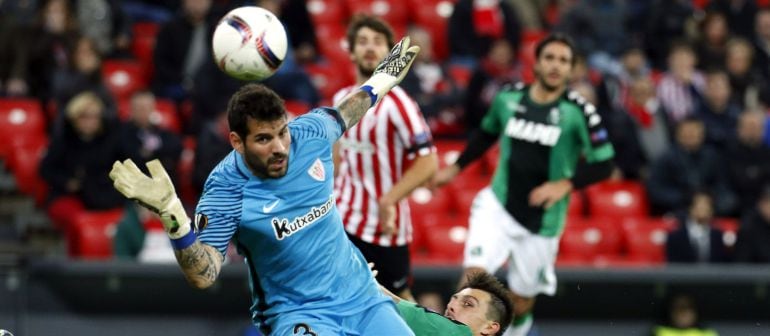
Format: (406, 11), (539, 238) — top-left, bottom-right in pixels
(109, 159), (193, 244)
(360, 36), (420, 107)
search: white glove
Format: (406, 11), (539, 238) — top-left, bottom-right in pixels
(109, 159), (191, 239)
(360, 36), (421, 106)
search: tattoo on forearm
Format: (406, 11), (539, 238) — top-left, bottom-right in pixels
(174, 241), (222, 287)
(337, 91), (372, 129)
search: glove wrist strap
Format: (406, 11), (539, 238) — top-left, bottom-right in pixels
(170, 230), (196, 250)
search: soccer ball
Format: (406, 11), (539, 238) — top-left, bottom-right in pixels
(212, 6), (288, 81)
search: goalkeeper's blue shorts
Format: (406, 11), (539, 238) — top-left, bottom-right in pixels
(269, 300), (414, 336)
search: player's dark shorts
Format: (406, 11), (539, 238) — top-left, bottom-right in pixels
(347, 234), (412, 293)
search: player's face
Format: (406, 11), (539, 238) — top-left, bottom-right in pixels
(534, 42), (573, 92)
(445, 288), (500, 336)
(351, 27), (390, 77)
(231, 116), (290, 179)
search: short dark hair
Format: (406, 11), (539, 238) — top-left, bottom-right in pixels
(227, 83), (285, 140)
(462, 271), (514, 336)
(534, 33), (577, 66)
(346, 14), (395, 53)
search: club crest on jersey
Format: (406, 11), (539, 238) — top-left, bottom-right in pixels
(308, 158), (325, 181)
(271, 196), (334, 240)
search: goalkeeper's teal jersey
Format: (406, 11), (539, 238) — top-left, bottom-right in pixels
(196, 109), (388, 332)
(397, 301), (472, 336)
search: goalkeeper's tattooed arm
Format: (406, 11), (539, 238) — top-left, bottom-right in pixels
(337, 91), (373, 129)
(174, 241), (224, 289)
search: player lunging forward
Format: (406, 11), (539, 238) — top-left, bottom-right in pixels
(109, 37), (420, 335)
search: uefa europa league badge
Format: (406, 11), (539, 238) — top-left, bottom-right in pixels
(0, 329), (14, 336)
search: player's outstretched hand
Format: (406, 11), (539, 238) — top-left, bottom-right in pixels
(360, 36), (420, 106)
(110, 159), (191, 239)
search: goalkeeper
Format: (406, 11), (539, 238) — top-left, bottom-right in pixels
(109, 37), (420, 335)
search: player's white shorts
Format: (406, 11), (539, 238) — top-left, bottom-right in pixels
(463, 187), (559, 297)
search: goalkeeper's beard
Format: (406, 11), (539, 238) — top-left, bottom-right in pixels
(244, 152), (289, 179)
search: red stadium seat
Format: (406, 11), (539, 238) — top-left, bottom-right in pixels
(102, 60), (148, 100)
(284, 100), (311, 118)
(559, 216), (622, 264)
(433, 139), (486, 176)
(346, 0), (409, 37)
(409, 0), (455, 61)
(0, 99), (46, 160)
(409, 187), (452, 222)
(313, 24), (352, 66)
(6, 137), (48, 205)
(304, 61), (354, 101)
(419, 212), (467, 265)
(621, 217), (676, 265)
(567, 191), (586, 217)
(306, 0), (348, 26)
(131, 22), (160, 78)
(585, 180), (649, 220)
(117, 98), (181, 133)
(68, 208), (125, 259)
(713, 217), (739, 248)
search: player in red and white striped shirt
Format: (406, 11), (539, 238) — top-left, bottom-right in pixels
(333, 16), (438, 301)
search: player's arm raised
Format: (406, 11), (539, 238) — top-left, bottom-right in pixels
(336, 36), (420, 128)
(109, 159), (223, 289)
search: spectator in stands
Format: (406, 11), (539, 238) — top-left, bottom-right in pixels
(554, 0), (629, 68)
(651, 292), (719, 336)
(626, 77), (671, 167)
(269, 0), (318, 65)
(464, 39), (521, 131)
(40, 91), (128, 235)
(399, 26), (464, 127)
(695, 69), (740, 152)
(666, 191), (731, 263)
(447, 0), (521, 64)
(644, 0), (695, 69)
(4, 0), (80, 100)
(596, 46), (652, 114)
(121, 91), (183, 186)
(726, 112), (770, 214)
(193, 110), (231, 196)
(74, 0), (132, 58)
(647, 116), (736, 216)
(656, 42), (705, 126)
(707, 0), (756, 41)
(694, 11), (731, 71)
(725, 37), (767, 110)
(151, 0), (220, 102)
(753, 8), (770, 86)
(734, 185), (770, 263)
(52, 36), (117, 127)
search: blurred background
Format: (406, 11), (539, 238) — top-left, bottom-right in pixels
(1, 0), (770, 335)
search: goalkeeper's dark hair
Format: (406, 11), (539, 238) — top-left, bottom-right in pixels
(346, 14), (395, 52)
(535, 33), (577, 66)
(227, 83), (285, 140)
(461, 271), (515, 336)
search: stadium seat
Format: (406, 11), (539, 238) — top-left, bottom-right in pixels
(518, 29), (548, 83)
(102, 60), (148, 100)
(558, 216), (622, 265)
(567, 191), (586, 217)
(6, 137), (48, 205)
(68, 208), (125, 259)
(0, 99), (46, 160)
(306, 0), (348, 26)
(621, 217), (676, 265)
(713, 217), (739, 248)
(409, 187), (452, 223)
(284, 100), (311, 118)
(585, 180), (649, 220)
(304, 61), (354, 101)
(419, 212), (467, 265)
(409, 0), (455, 61)
(433, 139), (486, 176)
(117, 98), (181, 133)
(131, 22), (160, 77)
(346, 0), (409, 38)
(313, 24), (352, 66)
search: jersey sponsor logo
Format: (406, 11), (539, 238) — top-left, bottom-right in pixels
(263, 199), (280, 213)
(504, 117), (562, 146)
(308, 158), (325, 181)
(271, 196), (334, 240)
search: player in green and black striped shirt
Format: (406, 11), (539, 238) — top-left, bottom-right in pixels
(432, 34), (615, 336)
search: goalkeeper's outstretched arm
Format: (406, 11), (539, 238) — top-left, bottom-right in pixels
(109, 159), (222, 289)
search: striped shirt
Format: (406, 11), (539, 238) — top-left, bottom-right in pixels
(656, 72), (705, 123)
(196, 109), (387, 332)
(333, 86), (435, 247)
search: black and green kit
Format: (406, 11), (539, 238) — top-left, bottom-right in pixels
(480, 83), (614, 237)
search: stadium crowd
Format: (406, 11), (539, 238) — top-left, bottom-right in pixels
(1, 0), (770, 268)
